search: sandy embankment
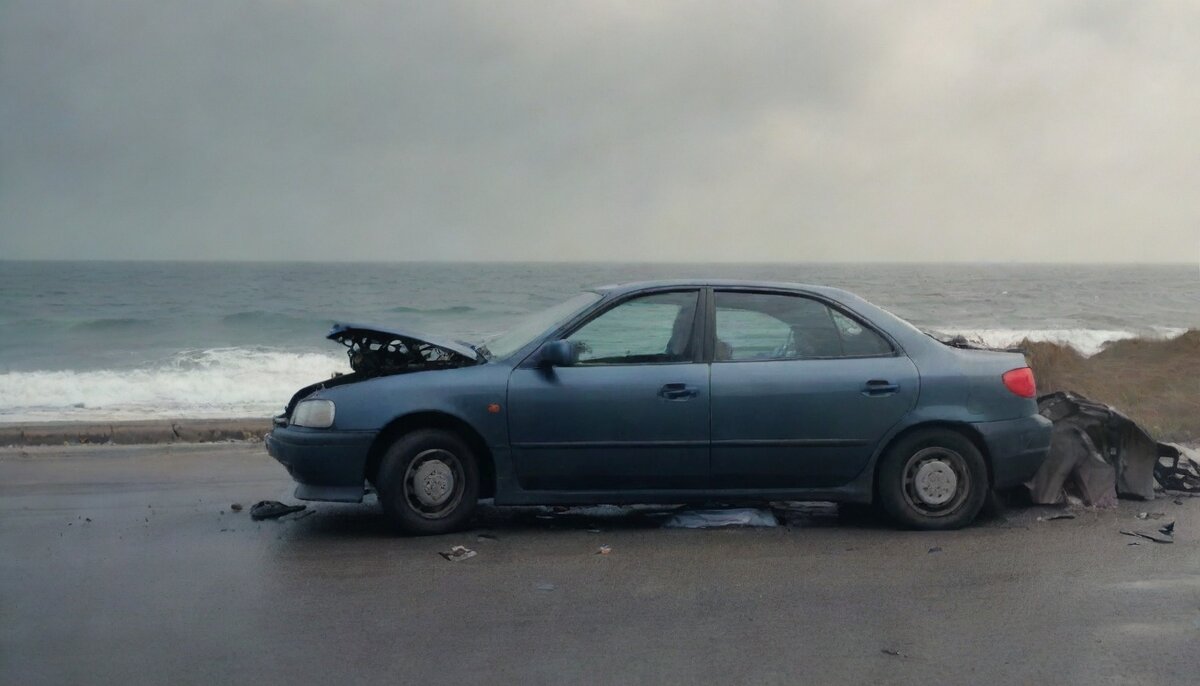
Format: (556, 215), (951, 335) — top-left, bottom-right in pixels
(0, 418), (272, 447)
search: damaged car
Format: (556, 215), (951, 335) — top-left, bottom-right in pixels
(266, 280), (1052, 534)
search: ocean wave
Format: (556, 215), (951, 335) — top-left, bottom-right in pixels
(0, 348), (348, 422)
(70, 317), (156, 331)
(388, 305), (475, 315)
(929, 327), (1189, 357)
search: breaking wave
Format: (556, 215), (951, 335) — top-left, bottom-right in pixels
(929, 327), (1189, 357)
(0, 348), (348, 422)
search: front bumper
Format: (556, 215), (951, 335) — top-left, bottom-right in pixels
(265, 426), (376, 503)
(972, 414), (1053, 489)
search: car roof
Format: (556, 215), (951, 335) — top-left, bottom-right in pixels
(591, 279), (851, 299)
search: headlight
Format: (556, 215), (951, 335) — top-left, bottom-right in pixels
(291, 399), (335, 428)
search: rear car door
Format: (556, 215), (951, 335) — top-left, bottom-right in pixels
(709, 289), (918, 488)
(507, 289), (710, 491)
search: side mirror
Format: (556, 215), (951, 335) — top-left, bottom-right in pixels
(536, 339), (577, 367)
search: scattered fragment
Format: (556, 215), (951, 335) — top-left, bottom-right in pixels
(1120, 529), (1173, 544)
(597, 545), (611, 555)
(881, 649), (907, 658)
(439, 545), (477, 562)
(1136, 512), (1165, 520)
(286, 509), (314, 522)
(249, 500), (306, 521)
(535, 582), (556, 592)
(1037, 512), (1076, 521)
(663, 508), (778, 529)
(230, 503), (243, 512)
(928, 546), (942, 554)
(84, 518), (91, 523)
(475, 532), (498, 541)
(1160, 521), (1175, 536)
(586, 528), (602, 534)
(1175, 499), (1184, 506)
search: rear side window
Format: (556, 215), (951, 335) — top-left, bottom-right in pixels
(714, 291), (892, 360)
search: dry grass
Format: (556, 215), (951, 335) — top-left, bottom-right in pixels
(1023, 329), (1200, 442)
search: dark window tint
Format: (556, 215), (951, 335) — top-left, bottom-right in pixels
(714, 292), (892, 360)
(567, 291), (699, 365)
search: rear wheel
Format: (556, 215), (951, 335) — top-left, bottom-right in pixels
(877, 428), (988, 530)
(376, 429), (479, 535)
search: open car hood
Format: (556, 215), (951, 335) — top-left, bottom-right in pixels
(328, 323), (483, 360)
(327, 322), (485, 377)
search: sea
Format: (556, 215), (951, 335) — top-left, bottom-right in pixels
(0, 261), (1196, 422)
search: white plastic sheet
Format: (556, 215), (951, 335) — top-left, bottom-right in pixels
(662, 508), (779, 529)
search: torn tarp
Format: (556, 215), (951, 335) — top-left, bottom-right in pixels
(1027, 391), (1195, 506)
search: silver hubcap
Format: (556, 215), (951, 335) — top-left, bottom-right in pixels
(913, 460), (957, 506)
(402, 449), (465, 519)
(412, 459), (454, 507)
(901, 447), (970, 517)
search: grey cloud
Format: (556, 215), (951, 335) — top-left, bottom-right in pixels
(1, 0), (1196, 262)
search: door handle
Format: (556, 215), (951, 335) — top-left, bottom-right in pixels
(658, 383), (698, 400)
(861, 379), (899, 396)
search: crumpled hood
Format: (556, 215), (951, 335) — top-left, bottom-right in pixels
(327, 322), (485, 363)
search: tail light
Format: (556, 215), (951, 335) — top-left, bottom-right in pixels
(1002, 367), (1037, 398)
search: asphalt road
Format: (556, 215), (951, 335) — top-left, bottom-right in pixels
(2, 443), (1198, 685)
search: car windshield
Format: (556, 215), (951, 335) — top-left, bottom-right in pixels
(477, 291), (602, 360)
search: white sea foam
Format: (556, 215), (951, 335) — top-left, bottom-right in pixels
(929, 327), (1188, 357)
(0, 328), (1190, 422)
(0, 348), (348, 422)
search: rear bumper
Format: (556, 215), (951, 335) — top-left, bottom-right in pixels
(972, 414), (1053, 489)
(265, 426), (376, 503)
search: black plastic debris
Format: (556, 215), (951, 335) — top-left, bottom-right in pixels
(249, 500), (306, 521)
(1028, 392), (1194, 506)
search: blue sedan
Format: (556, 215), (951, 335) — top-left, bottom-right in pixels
(266, 280), (1051, 533)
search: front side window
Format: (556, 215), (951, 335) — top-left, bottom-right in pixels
(567, 291), (699, 365)
(714, 291), (891, 361)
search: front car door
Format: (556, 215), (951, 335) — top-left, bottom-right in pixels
(507, 289), (710, 491)
(709, 289), (919, 488)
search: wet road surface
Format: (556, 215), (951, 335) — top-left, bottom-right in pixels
(2, 443), (1198, 685)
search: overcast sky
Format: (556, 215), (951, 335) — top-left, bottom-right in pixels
(1, 1), (1197, 263)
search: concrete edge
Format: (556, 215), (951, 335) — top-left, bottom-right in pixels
(0, 418), (273, 447)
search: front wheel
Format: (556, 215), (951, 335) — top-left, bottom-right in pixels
(376, 429), (480, 535)
(877, 428), (989, 530)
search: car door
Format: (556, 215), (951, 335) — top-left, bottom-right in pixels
(709, 289), (918, 489)
(507, 289), (710, 491)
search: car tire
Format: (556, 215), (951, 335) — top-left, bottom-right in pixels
(877, 428), (989, 530)
(376, 429), (480, 536)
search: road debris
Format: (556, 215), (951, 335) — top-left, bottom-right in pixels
(1037, 512), (1076, 521)
(1120, 527), (1173, 544)
(1029, 392), (1200, 506)
(535, 582), (556, 592)
(881, 649), (908, 658)
(1136, 512), (1165, 520)
(230, 503), (243, 512)
(928, 546), (942, 554)
(475, 532), (498, 541)
(663, 508), (778, 529)
(249, 500), (306, 521)
(439, 545), (477, 562)
(596, 545), (611, 555)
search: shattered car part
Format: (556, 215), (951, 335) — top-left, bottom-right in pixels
(1027, 392), (1171, 506)
(249, 500), (307, 520)
(1155, 443), (1200, 494)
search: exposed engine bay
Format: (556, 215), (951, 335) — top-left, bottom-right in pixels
(331, 326), (480, 376)
(278, 323), (484, 422)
